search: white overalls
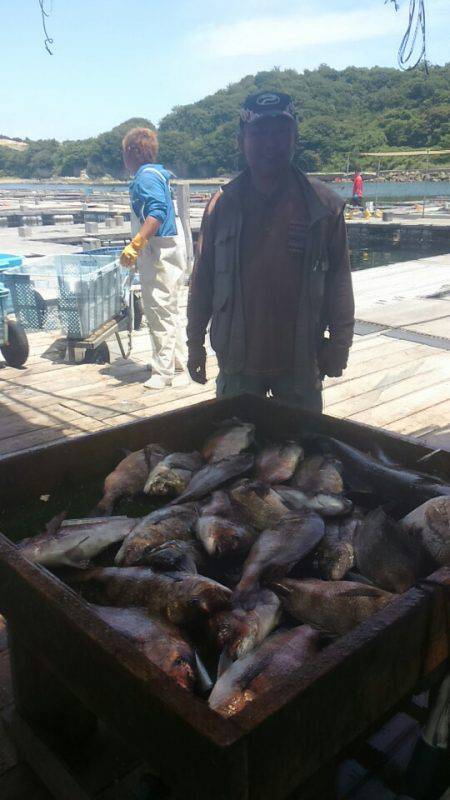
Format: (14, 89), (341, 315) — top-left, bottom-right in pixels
(131, 167), (188, 384)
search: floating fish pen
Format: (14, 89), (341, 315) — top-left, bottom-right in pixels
(0, 394), (448, 799)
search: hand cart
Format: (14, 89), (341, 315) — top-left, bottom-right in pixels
(2, 254), (138, 365)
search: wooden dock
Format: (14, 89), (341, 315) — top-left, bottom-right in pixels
(0, 252), (449, 457)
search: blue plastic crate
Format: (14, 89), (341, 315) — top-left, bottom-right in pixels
(0, 255), (21, 314)
(56, 255), (123, 339)
(83, 247), (140, 286)
(2, 255), (121, 336)
(0, 253), (22, 271)
(2, 260), (62, 331)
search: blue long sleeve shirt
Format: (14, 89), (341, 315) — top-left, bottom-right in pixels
(129, 163), (177, 236)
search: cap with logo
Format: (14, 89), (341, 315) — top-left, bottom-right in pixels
(240, 91), (297, 125)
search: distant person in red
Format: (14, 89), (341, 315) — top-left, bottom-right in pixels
(352, 168), (363, 206)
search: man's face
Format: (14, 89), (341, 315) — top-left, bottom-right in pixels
(240, 115), (296, 177)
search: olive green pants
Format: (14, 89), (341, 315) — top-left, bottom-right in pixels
(216, 371), (323, 413)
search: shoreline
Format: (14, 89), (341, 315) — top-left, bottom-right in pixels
(1, 172), (450, 186)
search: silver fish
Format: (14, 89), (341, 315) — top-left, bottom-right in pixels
(255, 441), (304, 484)
(136, 540), (203, 573)
(292, 455), (344, 495)
(173, 453), (254, 504)
(72, 567), (231, 626)
(401, 496), (450, 568)
(196, 491), (257, 558)
(274, 485), (353, 517)
(210, 589), (282, 660)
(19, 516), (136, 568)
(318, 514), (362, 580)
(230, 479), (290, 530)
(209, 625), (319, 717)
(354, 507), (422, 593)
(234, 512), (325, 598)
(114, 507), (197, 566)
(96, 444), (166, 514)
(314, 435), (450, 515)
(143, 451), (203, 497)
(92, 605), (196, 691)
(272, 578), (393, 636)
(202, 419), (255, 463)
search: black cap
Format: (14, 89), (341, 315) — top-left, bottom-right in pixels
(240, 91), (297, 125)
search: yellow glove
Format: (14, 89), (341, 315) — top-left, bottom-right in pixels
(120, 233), (148, 267)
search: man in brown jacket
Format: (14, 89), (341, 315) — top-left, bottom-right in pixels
(186, 91), (354, 412)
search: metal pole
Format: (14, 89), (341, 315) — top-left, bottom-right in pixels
(422, 149), (429, 219)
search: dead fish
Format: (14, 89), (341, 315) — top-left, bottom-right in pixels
(19, 516), (136, 569)
(271, 578), (393, 636)
(172, 453), (254, 505)
(92, 605), (196, 691)
(129, 502), (198, 526)
(314, 436), (450, 515)
(202, 419), (255, 463)
(136, 540), (203, 573)
(72, 567), (231, 626)
(255, 441), (304, 484)
(293, 455), (344, 495)
(196, 491), (257, 558)
(95, 444), (166, 514)
(230, 479), (290, 530)
(354, 507), (422, 593)
(401, 496), (450, 567)
(143, 451), (203, 497)
(234, 511), (325, 598)
(115, 507), (197, 566)
(209, 625), (319, 717)
(274, 485), (353, 517)
(210, 589), (282, 660)
(318, 514), (363, 580)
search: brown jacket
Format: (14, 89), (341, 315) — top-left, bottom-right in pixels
(187, 167), (355, 393)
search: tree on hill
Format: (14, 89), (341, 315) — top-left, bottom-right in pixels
(1, 65), (450, 178)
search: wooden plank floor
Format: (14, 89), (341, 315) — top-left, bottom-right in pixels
(1, 252), (449, 457)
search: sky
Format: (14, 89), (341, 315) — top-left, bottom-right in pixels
(1, 0), (449, 141)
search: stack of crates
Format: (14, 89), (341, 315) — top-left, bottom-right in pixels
(3, 254), (123, 339)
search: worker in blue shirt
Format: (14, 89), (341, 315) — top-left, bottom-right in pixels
(120, 128), (188, 390)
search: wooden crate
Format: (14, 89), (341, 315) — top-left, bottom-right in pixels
(0, 394), (449, 800)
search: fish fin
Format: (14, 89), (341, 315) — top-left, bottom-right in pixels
(194, 652), (213, 695)
(44, 510), (67, 537)
(267, 581), (291, 597)
(217, 649), (233, 677)
(65, 558), (91, 570)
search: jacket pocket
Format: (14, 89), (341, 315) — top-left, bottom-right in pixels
(310, 254), (330, 311)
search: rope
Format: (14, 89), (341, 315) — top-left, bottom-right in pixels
(38, 0), (54, 55)
(386, 0), (428, 72)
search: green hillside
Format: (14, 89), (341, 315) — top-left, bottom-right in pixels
(1, 64), (450, 179)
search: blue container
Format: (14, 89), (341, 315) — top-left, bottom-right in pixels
(2, 260), (61, 330)
(83, 247), (140, 287)
(2, 254), (121, 337)
(0, 255), (22, 313)
(56, 255), (123, 339)
(0, 254), (22, 272)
